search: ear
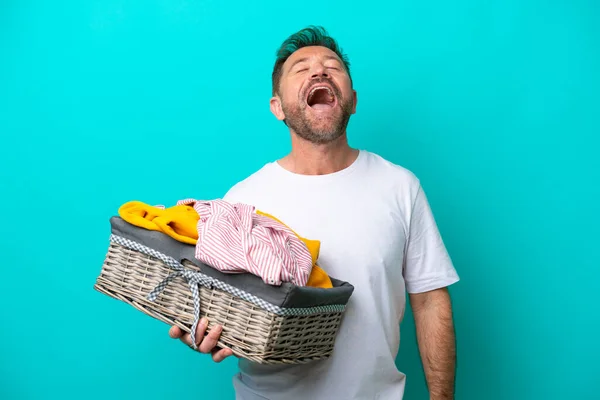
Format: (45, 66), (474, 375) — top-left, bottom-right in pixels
(351, 89), (358, 114)
(270, 96), (285, 121)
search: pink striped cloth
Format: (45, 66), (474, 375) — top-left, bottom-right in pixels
(176, 198), (313, 286)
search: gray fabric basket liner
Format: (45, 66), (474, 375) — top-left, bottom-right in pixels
(109, 216), (354, 309)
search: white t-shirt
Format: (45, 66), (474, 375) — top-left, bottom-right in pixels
(222, 150), (459, 400)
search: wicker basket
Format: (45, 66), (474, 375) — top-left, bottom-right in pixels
(94, 217), (354, 365)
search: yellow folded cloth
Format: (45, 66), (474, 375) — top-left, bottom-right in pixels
(118, 201), (333, 289)
(119, 201), (199, 245)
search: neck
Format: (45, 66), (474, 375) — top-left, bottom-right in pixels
(278, 131), (359, 175)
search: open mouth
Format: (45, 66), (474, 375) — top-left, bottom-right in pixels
(306, 86), (336, 110)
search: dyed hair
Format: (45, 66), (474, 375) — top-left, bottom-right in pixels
(271, 26), (352, 95)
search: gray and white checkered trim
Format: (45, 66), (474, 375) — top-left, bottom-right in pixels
(109, 234), (346, 323)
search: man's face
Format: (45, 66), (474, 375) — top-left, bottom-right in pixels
(270, 46), (357, 144)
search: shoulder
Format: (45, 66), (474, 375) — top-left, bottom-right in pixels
(222, 162), (277, 203)
(360, 150), (422, 195)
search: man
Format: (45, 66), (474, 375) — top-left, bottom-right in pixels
(169, 26), (460, 399)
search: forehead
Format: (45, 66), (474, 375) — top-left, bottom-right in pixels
(283, 46), (342, 71)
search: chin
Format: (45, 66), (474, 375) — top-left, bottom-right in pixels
(302, 125), (345, 144)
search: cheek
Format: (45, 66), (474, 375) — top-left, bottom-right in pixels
(282, 85), (302, 104)
(333, 75), (352, 94)
(341, 77), (353, 92)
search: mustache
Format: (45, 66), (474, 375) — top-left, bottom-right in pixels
(302, 77), (342, 100)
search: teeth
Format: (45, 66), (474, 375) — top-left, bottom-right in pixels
(307, 86), (334, 103)
(309, 86), (332, 96)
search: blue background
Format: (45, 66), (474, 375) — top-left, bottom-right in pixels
(1, 1), (598, 399)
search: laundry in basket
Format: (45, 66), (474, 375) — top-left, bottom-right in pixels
(94, 199), (354, 364)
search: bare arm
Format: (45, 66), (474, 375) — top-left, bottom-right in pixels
(409, 287), (456, 400)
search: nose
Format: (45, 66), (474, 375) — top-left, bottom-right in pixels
(310, 63), (330, 79)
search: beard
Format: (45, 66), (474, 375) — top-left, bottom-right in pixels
(280, 78), (354, 144)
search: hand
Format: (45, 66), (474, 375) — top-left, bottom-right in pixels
(168, 318), (234, 363)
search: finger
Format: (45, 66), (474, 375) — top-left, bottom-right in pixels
(194, 318), (209, 346)
(199, 324), (223, 354)
(211, 347), (233, 363)
(181, 318), (209, 348)
(179, 331), (193, 347)
(169, 325), (183, 339)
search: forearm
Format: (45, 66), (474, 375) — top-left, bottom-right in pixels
(410, 288), (456, 400)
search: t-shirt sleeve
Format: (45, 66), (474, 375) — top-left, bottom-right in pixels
(222, 186), (236, 202)
(403, 184), (460, 293)
(222, 181), (243, 203)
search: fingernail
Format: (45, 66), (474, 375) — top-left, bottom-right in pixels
(200, 318), (207, 327)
